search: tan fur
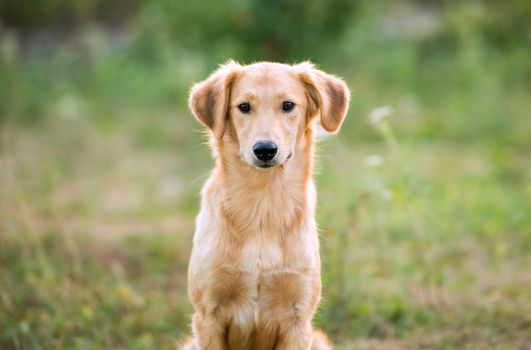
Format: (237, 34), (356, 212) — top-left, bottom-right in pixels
(182, 61), (349, 350)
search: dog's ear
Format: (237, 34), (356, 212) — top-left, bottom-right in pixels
(189, 61), (241, 139)
(294, 62), (350, 133)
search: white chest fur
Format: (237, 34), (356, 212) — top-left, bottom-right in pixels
(240, 234), (283, 272)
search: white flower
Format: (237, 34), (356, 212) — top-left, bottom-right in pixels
(56, 94), (84, 120)
(19, 321), (30, 334)
(382, 189), (393, 201)
(368, 105), (393, 124)
(365, 154), (384, 167)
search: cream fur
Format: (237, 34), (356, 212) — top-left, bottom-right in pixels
(182, 61), (349, 350)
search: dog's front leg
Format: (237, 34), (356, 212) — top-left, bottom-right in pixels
(276, 322), (313, 350)
(258, 272), (320, 350)
(189, 266), (257, 350)
(191, 312), (228, 350)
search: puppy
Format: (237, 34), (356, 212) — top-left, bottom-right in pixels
(181, 61), (349, 350)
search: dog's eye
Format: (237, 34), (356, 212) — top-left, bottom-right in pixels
(282, 101), (295, 112)
(238, 103), (251, 113)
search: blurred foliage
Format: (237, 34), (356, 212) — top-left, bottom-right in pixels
(1, 0), (530, 144)
(0, 0), (137, 28)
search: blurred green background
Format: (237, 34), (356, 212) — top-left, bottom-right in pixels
(1, 0), (530, 349)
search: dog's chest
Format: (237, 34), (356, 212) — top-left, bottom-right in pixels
(240, 235), (283, 272)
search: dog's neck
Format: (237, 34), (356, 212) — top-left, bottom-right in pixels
(215, 128), (315, 237)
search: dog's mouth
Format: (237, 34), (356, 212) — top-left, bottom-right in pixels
(254, 158), (277, 168)
(254, 153), (292, 169)
(257, 163), (275, 168)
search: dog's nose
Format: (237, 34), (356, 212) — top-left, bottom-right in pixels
(253, 141), (278, 161)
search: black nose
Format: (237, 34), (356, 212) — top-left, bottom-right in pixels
(253, 141), (278, 161)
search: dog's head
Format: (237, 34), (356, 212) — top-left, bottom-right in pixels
(189, 61), (349, 169)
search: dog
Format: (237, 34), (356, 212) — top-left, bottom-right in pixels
(181, 61), (349, 350)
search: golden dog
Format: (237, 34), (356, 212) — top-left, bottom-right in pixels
(181, 61), (349, 350)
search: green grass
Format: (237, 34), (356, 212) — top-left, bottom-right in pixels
(1, 109), (529, 348)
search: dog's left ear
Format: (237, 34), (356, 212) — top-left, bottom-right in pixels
(294, 63), (350, 133)
(189, 61), (241, 139)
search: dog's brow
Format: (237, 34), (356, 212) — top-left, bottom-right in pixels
(241, 91), (257, 100)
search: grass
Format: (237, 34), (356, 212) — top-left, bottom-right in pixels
(1, 108), (529, 349)
(1, 118), (197, 350)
